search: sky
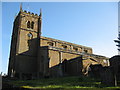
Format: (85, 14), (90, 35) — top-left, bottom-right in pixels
(2, 2), (118, 74)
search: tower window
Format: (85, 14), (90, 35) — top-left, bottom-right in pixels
(27, 21), (30, 28)
(27, 33), (33, 39)
(31, 21), (34, 29)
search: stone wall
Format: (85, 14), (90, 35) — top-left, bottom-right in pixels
(40, 36), (93, 54)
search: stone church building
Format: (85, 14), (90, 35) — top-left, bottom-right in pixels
(8, 5), (109, 79)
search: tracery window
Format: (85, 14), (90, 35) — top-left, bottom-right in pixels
(27, 33), (33, 39)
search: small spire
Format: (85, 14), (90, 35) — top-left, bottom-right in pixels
(20, 3), (22, 11)
(40, 8), (42, 17)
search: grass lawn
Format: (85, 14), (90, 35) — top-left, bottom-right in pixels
(4, 76), (120, 89)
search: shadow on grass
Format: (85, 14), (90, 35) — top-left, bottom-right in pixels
(3, 76), (120, 89)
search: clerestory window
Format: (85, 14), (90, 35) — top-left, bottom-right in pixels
(62, 45), (67, 49)
(84, 50), (88, 53)
(73, 47), (78, 51)
(47, 42), (54, 46)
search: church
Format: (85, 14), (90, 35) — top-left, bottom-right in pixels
(8, 5), (109, 79)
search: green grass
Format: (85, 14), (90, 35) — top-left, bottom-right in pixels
(5, 76), (120, 89)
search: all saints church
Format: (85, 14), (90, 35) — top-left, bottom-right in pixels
(8, 4), (109, 79)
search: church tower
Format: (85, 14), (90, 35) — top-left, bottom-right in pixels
(8, 4), (42, 79)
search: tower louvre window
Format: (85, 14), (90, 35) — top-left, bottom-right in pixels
(27, 21), (30, 28)
(31, 21), (34, 29)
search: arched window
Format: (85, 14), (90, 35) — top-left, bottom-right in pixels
(27, 21), (30, 28)
(31, 21), (34, 29)
(27, 33), (33, 39)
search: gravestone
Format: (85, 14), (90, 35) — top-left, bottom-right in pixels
(100, 67), (116, 86)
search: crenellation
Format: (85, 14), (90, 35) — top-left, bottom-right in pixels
(24, 10), (27, 13)
(41, 36), (92, 48)
(35, 14), (38, 16)
(21, 10), (39, 18)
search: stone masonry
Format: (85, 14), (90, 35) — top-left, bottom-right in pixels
(8, 5), (109, 79)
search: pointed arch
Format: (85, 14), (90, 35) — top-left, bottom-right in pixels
(27, 21), (30, 28)
(31, 21), (34, 29)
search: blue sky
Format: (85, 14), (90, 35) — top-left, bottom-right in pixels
(2, 2), (118, 74)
